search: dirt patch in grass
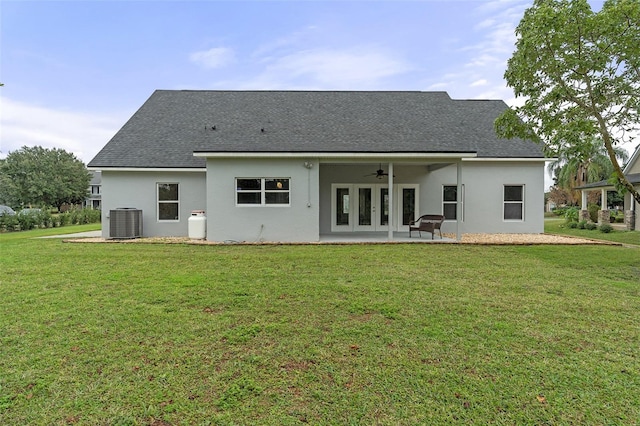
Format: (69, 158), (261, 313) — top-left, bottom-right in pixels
(66, 233), (615, 245)
(446, 233), (617, 245)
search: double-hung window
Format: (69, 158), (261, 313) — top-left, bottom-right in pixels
(443, 185), (457, 220)
(236, 178), (290, 206)
(158, 183), (179, 221)
(504, 185), (524, 221)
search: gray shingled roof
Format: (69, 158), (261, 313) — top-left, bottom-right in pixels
(577, 173), (640, 189)
(88, 90), (543, 169)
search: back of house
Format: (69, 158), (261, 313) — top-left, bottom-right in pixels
(88, 90), (546, 242)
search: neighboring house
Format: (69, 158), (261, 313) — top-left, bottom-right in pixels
(87, 90), (547, 242)
(577, 144), (640, 230)
(85, 171), (102, 210)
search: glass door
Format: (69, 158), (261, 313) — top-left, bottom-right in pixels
(331, 185), (352, 232)
(397, 184), (419, 231)
(354, 184), (388, 231)
(331, 184), (418, 232)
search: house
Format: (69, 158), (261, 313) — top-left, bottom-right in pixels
(577, 144), (640, 231)
(84, 171), (102, 210)
(87, 90), (547, 242)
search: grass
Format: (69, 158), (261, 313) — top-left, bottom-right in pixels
(545, 218), (640, 246)
(0, 223), (101, 241)
(1, 227), (639, 425)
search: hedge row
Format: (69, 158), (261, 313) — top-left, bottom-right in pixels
(0, 208), (101, 232)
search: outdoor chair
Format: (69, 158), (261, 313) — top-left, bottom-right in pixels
(409, 214), (445, 239)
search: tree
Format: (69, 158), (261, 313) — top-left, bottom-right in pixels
(495, 0), (640, 205)
(547, 185), (574, 206)
(0, 146), (91, 210)
(548, 136), (629, 202)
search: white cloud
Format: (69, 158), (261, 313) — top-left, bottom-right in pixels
(242, 47), (413, 90)
(470, 79), (488, 87)
(251, 25), (319, 60)
(0, 97), (123, 163)
(189, 47), (235, 69)
(422, 2), (528, 102)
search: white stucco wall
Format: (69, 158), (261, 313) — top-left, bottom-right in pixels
(100, 170), (206, 238)
(101, 159), (544, 241)
(454, 161), (545, 234)
(205, 158), (320, 242)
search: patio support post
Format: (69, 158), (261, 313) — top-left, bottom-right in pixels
(388, 162), (394, 241)
(625, 199), (636, 230)
(580, 190), (590, 222)
(598, 189), (610, 224)
(456, 160), (462, 241)
(626, 194), (636, 231)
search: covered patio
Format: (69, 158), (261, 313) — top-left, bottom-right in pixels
(577, 173), (640, 231)
(319, 231), (455, 243)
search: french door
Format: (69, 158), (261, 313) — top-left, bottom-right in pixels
(354, 184), (389, 231)
(331, 184), (418, 232)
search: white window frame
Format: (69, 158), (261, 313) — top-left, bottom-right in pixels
(442, 185), (457, 221)
(236, 178), (291, 207)
(503, 184), (525, 221)
(157, 182), (180, 222)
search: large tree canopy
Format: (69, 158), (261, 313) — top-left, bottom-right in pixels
(0, 146), (91, 209)
(495, 0), (640, 205)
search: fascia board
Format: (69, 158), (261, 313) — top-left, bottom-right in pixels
(462, 157), (552, 162)
(88, 167), (206, 172)
(193, 152), (478, 159)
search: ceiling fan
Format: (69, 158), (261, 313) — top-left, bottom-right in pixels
(364, 164), (394, 179)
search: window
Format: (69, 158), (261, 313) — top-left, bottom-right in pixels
(443, 185), (457, 220)
(504, 185), (524, 220)
(158, 183), (179, 221)
(236, 178), (290, 206)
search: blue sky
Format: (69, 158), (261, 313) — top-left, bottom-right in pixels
(1, 0), (613, 173)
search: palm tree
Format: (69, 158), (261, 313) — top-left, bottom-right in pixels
(548, 137), (629, 205)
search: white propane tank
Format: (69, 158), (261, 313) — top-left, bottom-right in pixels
(188, 210), (206, 239)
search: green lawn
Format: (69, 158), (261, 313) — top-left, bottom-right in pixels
(545, 218), (640, 246)
(1, 227), (639, 425)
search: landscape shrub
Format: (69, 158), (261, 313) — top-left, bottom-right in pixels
(0, 214), (19, 231)
(565, 207), (579, 223)
(585, 222), (598, 230)
(14, 210), (53, 230)
(1, 208), (99, 233)
(588, 204), (599, 223)
(567, 221), (578, 229)
(58, 212), (71, 227)
(552, 207), (568, 217)
(599, 223), (613, 233)
(577, 220), (587, 229)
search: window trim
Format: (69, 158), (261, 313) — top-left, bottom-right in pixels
(157, 182), (180, 222)
(503, 184), (525, 221)
(442, 185), (457, 221)
(236, 177), (291, 207)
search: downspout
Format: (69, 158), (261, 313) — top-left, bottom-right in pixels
(388, 162), (394, 241)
